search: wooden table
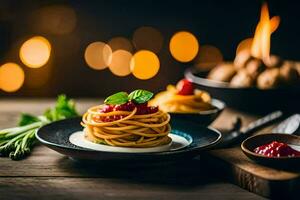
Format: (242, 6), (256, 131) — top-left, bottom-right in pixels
(0, 99), (267, 200)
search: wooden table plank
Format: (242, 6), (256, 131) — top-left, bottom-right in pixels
(0, 145), (212, 178)
(0, 98), (291, 199)
(0, 177), (265, 200)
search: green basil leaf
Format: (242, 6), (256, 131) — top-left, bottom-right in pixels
(104, 92), (129, 105)
(128, 89), (153, 104)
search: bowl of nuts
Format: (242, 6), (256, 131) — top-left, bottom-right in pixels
(185, 51), (300, 113)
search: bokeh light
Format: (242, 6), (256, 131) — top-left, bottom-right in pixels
(109, 50), (132, 76)
(108, 37), (133, 52)
(0, 63), (25, 92)
(31, 5), (77, 35)
(132, 26), (164, 53)
(236, 38), (253, 55)
(130, 50), (160, 80)
(19, 36), (51, 68)
(84, 42), (112, 70)
(169, 31), (199, 62)
(194, 45), (223, 70)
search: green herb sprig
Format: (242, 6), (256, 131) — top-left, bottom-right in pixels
(0, 95), (78, 160)
(104, 89), (153, 105)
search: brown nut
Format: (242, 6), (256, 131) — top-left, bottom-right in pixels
(294, 62), (300, 76)
(234, 50), (252, 69)
(264, 55), (283, 68)
(279, 61), (299, 85)
(207, 62), (236, 82)
(257, 68), (280, 89)
(230, 69), (254, 88)
(245, 58), (265, 79)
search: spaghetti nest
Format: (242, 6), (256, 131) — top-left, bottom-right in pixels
(81, 105), (171, 148)
(150, 85), (215, 113)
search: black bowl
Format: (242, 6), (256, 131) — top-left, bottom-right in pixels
(241, 133), (300, 167)
(169, 98), (225, 126)
(185, 67), (300, 113)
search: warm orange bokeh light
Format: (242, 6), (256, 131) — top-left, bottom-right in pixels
(109, 50), (132, 76)
(20, 36), (51, 68)
(133, 26), (164, 53)
(169, 31), (199, 62)
(251, 3), (280, 62)
(0, 63), (25, 92)
(84, 42), (112, 70)
(108, 37), (133, 52)
(194, 45), (223, 70)
(236, 38), (253, 55)
(130, 50), (160, 80)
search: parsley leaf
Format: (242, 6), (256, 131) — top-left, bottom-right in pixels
(44, 95), (79, 121)
(18, 114), (41, 126)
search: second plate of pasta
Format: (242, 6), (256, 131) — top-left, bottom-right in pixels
(150, 80), (225, 126)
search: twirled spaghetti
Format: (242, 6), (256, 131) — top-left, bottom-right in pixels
(150, 85), (214, 113)
(81, 105), (171, 148)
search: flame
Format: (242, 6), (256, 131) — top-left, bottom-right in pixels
(251, 3), (280, 62)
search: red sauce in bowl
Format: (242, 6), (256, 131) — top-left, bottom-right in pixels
(254, 141), (300, 157)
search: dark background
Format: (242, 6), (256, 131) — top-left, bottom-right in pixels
(0, 0), (299, 97)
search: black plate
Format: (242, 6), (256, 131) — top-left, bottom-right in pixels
(185, 67), (300, 113)
(36, 117), (221, 163)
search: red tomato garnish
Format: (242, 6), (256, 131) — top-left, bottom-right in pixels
(176, 79), (194, 95)
(98, 101), (159, 122)
(114, 101), (136, 112)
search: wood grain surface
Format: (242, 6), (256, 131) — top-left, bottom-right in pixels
(209, 110), (300, 199)
(0, 98), (295, 200)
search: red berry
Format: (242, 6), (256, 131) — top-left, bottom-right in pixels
(101, 105), (114, 113)
(126, 101), (136, 111)
(114, 105), (124, 111)
(100, 102), (158, 119)
(135, 103), (148, 114)
(135, 102), (148, 108)
(148, 106), (158, 113)
(176, 79), (194, 95)
(136, 108), (146, 115)
(114, 101), (136, 111)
